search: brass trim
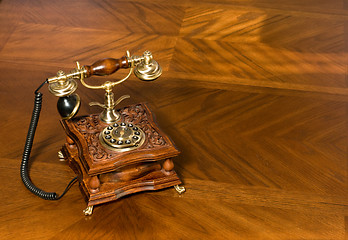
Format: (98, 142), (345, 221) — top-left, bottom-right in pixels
(131, 51), (162, 81)
(89, 94), (130, 123)
(174, 185), (186, 194)
(83, 206), (93, 216)
(79, 51), (134, 92)
(58, 151), (65, 161)
(99, 123), (146, 152)
(82, 51), (134, 123)
(48, 79), (78, 97)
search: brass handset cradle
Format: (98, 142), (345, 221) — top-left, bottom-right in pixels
(47, 50), (162, 122)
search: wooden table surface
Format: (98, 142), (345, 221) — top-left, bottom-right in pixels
(1, 0), (347, 239)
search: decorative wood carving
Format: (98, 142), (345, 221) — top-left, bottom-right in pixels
(60, 103), (179, 175)
(74, 104), (168, 157)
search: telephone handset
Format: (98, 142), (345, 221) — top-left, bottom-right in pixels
(21, 50), (185, 215)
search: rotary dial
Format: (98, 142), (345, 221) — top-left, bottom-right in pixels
(99, 122), (145, 152)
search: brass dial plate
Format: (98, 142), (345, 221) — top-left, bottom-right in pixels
(99, 122), (145, 152)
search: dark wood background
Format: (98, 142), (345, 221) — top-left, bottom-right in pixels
(1, 0), (347, 239)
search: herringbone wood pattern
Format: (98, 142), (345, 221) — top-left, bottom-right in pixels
(0, 0), (347, 239)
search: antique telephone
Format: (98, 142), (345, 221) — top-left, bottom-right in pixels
(21, 50), (185, 215)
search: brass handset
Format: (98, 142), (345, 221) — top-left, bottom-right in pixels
(47, 50), (162, 122)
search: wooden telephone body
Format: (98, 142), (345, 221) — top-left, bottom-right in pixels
(21, 51), (184, 216)
(60, 103), (182, 208)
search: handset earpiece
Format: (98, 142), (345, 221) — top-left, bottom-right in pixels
(133, 51), (162, 81)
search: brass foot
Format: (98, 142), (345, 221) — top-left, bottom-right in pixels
(58, 151), (65, 161)
(83, 206), (94, 216)
(174, 185), (186, 194)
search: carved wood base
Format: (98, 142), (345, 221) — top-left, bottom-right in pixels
(60, 103), (182, 207)
(61, 144), (181, 206)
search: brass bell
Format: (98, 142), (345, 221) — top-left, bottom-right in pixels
(57, 93), (80, 120)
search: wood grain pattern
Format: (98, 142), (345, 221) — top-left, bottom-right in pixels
(0, 0), (348, 239)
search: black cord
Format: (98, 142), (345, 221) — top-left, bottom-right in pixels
(55, 176), (78, 200)
(20, 79), (78, 200)
(34, 79), (48, 94)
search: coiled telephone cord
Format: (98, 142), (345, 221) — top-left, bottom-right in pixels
(20, 80), (77, 200)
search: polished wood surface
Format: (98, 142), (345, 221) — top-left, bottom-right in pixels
(0, 0), (347, 239)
